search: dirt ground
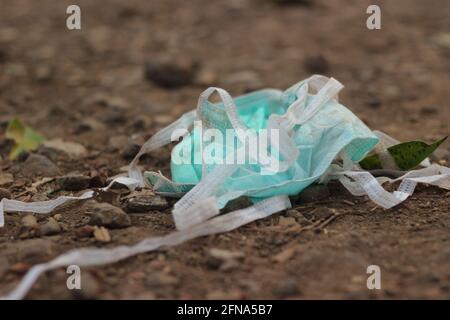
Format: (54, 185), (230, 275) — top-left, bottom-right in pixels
(0, 0), (449, 299)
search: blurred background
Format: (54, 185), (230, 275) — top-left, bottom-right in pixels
(0, 0), (448, 149)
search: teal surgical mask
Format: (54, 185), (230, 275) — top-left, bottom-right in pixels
(146, 75), (379, 229)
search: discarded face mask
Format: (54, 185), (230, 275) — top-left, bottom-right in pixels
(145, 75), (379, 230)
(1, 75), (450, 300)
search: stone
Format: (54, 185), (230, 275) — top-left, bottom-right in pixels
(207, 248), (244, 271)
(72, 119), (105, 134)
(86, 201), (131, 228)
(286, 209), (311, 226)
(124, 192), (168, 213)
(37, 217), (61, 236)
(0, 172), (13, 187)
(366, 95), (382, 108)
(74, 225), (96, 238)
(294, 184), (330, 204)
(304, 55), (329, 74)
(103, 109), (126, 125)
(42, 139), (87, 158)
(0, 138), (14, 159)
(0, 188), (11, 201)
(131, 119), (148, 131)
(58, 175), (91, 191)
(21, 154), (60, 178)
(31, 193), (49, 202)
(21, 215), (38, 228)
(209, 248), (244, 261)
(89, 172), (108, 188)
(16, 150), (30, 162)
(144, 57), (198, 88)
(308, 207), (335, 221)
(36, 145), (67, 162)
(121, 142), (141, 160)
(100, 96), (129, 110)
(278, 216), (298, 227)
(420, 106), (439, 115)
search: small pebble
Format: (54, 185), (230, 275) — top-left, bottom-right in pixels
(207, 248), (243, 271)
(308, 207), (335, 221)
(0, 172), (13, 187)
(0, 187), (11, 200)
(58, 175), (91, 191)
(94, 226), (111, 242)
(286, 209), (310, 226)
(21, 215), (37, 228)
(74, 225), (96, 238)
(124, 193), (168, 213)
(121, 143), (141, 160)
(278, 216), (298, 227)
(294, 184), (330, 204)
(37, 217), (61, 236)
(86, 201), (131, 228)
(21, 154), (60, 178)
(144, 57), (198, 88)
(304, 54), (329, 74)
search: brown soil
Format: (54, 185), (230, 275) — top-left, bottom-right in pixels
(0, 0), (449, 299)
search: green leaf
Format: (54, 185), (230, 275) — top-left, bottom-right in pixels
(388, 137), (447, 170)
(5, 118), (45, 159)
(359, 154), (382, 170)
(359, 136), (448, 171)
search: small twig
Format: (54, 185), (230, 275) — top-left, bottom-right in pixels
(315, 212), (348, 231)
(14, 190), (30, 199)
